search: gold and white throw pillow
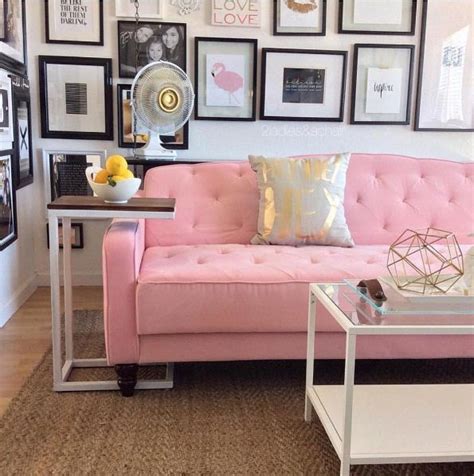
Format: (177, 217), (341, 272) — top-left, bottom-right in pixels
(249, 154), (354, 247)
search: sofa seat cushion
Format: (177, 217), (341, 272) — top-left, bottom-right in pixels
(136, 244), (389, 335)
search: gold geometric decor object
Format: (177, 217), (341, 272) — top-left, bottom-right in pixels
(387, 228), (464, 294)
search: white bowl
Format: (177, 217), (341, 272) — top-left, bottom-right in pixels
(85, 166), (141, 203)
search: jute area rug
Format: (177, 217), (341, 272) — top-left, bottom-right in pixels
(0, 310), (473, 475)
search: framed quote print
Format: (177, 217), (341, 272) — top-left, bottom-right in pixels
(415, 0), (473, 131)
(0, 150), (17, 251)
(0, 0), (27, 75)
(194, 37), (257, 121)
(273, 0), (326, 36)
(260, 48), (347, 122)
(39, 56), (113, 140)
(351, 44), (415, 125)
(339, 0), (416, 35)
(117, 83), (189, 149)
(45, 0), (104, 45)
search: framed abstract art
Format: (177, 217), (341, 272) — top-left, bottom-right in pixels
(39, 56), (113, 140)
(273, 0), (326, 36)
(260, 48), (347, 122)
(351, 44), (415, 125)
(115, 0), (163, 18)
(0, 0), (27, 75)
(194, 37), (258, 121)
(45, 0), (104, 45)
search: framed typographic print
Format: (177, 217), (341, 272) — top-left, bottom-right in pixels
(0, 150), (17, 251)
(351, 44), (415, 125)
(415, 0), (473, 131)
(39, 56), (113, 140)
(194, 37), (257, 121)
(0, 0), (27, 75)
(273, 0), (326, 36)
(117, 83), (188, 149)
(260, 48), (347, 122)
(45, 0), (104, 45)
(118, 20), (186, 78)
(11, 74), (33, 188)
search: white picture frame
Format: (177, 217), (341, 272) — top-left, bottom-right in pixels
(0, 69), (13, 143)
(115, 0), (163, 19)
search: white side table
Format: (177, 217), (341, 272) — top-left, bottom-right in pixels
(305, 283), (474, 476)
(47, 196), (175, 392)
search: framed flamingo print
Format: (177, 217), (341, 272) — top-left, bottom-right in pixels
(194, 37), (258, 121)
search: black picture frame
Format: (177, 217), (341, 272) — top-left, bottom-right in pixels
(11, 74), (33, 188)
(47, 222), (84, 249)
(39, 56), (113, 140)
(117, 83), (189, 149)
(260, 48), (347, 122)
(338, 0), (417, 35)
(415, 0), (473, 132)
(45, 0), (104, 46)
(0, 0), (8, 41)
(0, 0), (27, 76)
(0, 149), (17, 251)
(194, 37), (258, 122)
(350, 44), (415, 125)
(273, 0), (326, 36)
(118, 20), (187, 78)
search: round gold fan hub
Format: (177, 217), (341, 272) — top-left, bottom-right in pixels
(158, 87), (180, 113)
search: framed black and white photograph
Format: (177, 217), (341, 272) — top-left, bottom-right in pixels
(351, 44), (414, 125)
(0, 0), (27, 76)
(0, 150), (17, 251)
(115, 0), (163, 18)
(45, 0), (104, 45)
(194, 37), (257, 121)
(117, 83), (188, 149)
(11, 75), (33, 188)
(47, 222), (84, 249)
(260, 48), (347, 121)
(118, 21), (186, 78)
(39, 56), (113, 140)
(273, 0), (326, 36)
(415, 0), (473, 131)
(339, 0), (416, 35)
(43, 149), (105, 204)
(0, 70), (13, 143)
(0, 1), (7, 41)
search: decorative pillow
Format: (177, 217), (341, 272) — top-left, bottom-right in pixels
(249, 154), (354, 247)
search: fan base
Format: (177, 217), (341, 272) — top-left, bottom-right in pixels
(134, 133), (178, 159)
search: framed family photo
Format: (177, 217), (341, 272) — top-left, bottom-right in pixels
(39, 56), (113, 140)
(11, 74), (33, 188)
(115, 0), (163, 18)
(45, 0), (104, 45)
(0, 150), (17, 251)
(118, 20), (186, 78)
(415, 0), (473, 131)
(351, 44), (415, 125)
(0, 0), (27, 75)
(194, 37), (257, 121)
(117, 83), (188, 149)
(339, 0), (416, 35)
(273, 0), (326, 36)
(47, 222), (84, 249)
(260, 48), (347, 121)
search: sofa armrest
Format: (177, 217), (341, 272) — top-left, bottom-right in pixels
(102, 219), (145, 365)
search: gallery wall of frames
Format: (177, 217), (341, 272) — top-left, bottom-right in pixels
(1, 0), (472, 291)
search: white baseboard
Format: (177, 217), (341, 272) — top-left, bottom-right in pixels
(36, 272), (103, 287)
(0, 275), (38, 328)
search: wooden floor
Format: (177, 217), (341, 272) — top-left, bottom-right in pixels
(0, 286), (102, 418)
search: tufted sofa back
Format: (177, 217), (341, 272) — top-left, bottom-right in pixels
(143, 154), (474, 247)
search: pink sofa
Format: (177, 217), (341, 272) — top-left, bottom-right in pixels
(103, 154), (474, 395)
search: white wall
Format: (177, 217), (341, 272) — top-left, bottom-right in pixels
(1, 1), (472, 319)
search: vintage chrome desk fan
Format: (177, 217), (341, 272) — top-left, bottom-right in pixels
(131, 61), (194, 158)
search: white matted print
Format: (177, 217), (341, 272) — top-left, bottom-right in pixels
(206, 54), (245, 107)
(365, 67), (402, 114)
(280, 0), (319, 27)
(115, 0), (163, 18)
(0, 151), (16, 251)
(353, 0), (402, 25)
(0, 70), (12, 143)
(211, 0), (260, 28)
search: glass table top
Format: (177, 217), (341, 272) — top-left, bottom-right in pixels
(315, 283), (474, 328)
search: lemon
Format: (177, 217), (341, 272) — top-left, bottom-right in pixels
(106, 155), (128, 176)
(119, 169), (134, 179)
(94, 168), (109, 184)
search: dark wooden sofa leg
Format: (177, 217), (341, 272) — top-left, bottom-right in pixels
(115, 364), (138, 397)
